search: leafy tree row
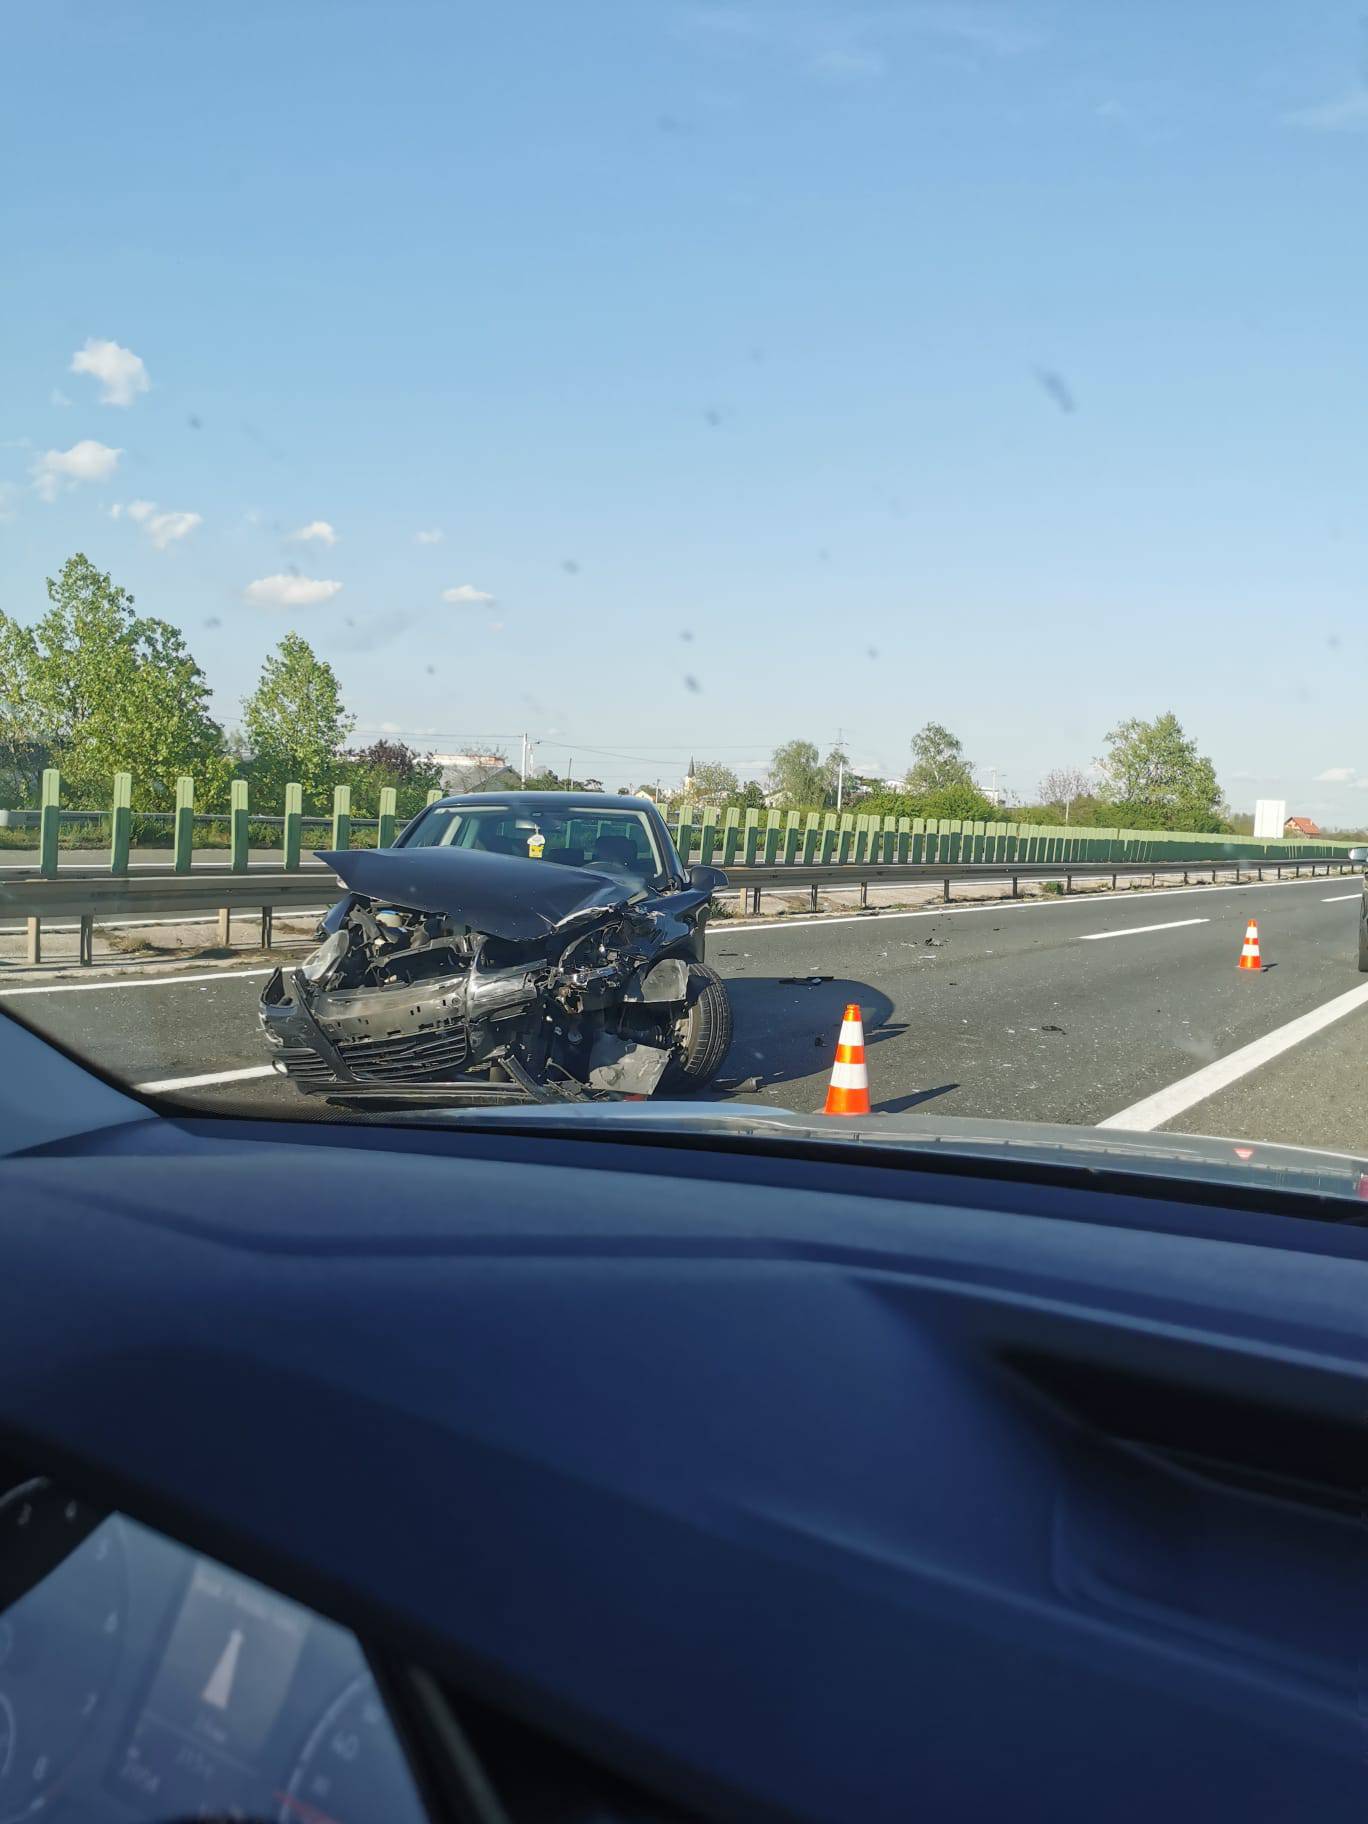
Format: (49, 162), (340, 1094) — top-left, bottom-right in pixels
(681, 716), (1230, 832)
(0, 555), (443, 820)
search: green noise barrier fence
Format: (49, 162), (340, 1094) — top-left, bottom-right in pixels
(2, 771), (1350, 879)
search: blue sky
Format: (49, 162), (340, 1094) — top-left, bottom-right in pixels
(3, 1), (1367, 815)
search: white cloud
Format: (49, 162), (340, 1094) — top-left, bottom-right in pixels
(114, 497), (202, 548)
(147, 510), (201, 549)
(245, 573), (344, 607)
(415, 528), (444, 544)
(69, 338), (150, 407)
(32, 439), (122, 501)
(1315, 766), (1356, 783)
(442, 583), (495, 606)
(50, 388), (73, 408)
(288, 519), (338, 545)
(0, 482), (18, 523)
(1285, 90), (1368, 133)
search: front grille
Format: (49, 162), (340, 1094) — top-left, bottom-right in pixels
(276, 1045), (333, 1083)
(335, 1022), (470, 1083)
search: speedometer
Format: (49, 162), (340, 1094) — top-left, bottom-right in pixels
(0, 1479), (127, 1823)
(279, 1673), (428, 1824)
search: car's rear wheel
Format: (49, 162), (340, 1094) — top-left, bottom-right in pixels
(661, 962), (733, 1092)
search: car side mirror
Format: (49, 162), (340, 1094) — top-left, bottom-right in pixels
(1348, 847), (1368, 865)
(688, 863), (728, 894)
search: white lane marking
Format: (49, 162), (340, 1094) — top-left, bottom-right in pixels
(1098, 982), (1368, 1132)
(719, 874), (1339, 937)
(1322, 893), (1359, 902)
(136, 1063), (276, 1093)
(0, 967), (276, 997)
(1078, 918), (1209, 942)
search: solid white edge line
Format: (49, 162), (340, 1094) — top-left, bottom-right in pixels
(1078, 918), (1209, 941)
(1321, 893), (1359, 902)
(1097, 981), (1368, 1132)
(0, 967), (277, 997)
(135, 1063), (277, 1094)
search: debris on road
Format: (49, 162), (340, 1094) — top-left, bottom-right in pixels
(1040, 1023), (1066, 1034)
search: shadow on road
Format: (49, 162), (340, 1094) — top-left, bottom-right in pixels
(876, 1084), (959, 1115)
(716, 976), (897, 1095)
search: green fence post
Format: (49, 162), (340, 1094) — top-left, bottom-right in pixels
(230, 779), (249, 872)
(802, 812), (821, 865)
(425, 787), (443, 807)
(331, 783), (352, 852)
(782, 810), (801, 865)
(676, 817), (695, 864)
(722, 807), (742, 866)
(699, 807), (718, 867)
(173, 777), (194, 873)
(38, 768), (60, 878)
(283, 782), (303, 869)
(109, 772), (132, 875)
(377, 785), (398, 850)
(740, 807), (759, 866)
(762, 813), (782, 866)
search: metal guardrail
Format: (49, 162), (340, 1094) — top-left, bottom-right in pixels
(0, 870), (336, 964)
(722, 857), (1357, 914)
(1, 855), (1358, 965)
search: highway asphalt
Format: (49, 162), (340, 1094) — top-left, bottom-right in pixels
(3, 874), (1365, 1154)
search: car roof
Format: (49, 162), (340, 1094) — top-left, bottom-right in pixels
(431, 791), (661, 814)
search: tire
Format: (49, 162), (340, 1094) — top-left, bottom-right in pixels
(662, 962), (733, 1092)
(1359, 900), (1368, 973)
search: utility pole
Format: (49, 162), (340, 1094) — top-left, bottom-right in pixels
(520, 733), (529, 785)
(835, 725), (845, 813)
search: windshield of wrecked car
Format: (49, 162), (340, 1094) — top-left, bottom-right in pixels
(2, 2), (1367, 1178)
(399, 805), (669, 889)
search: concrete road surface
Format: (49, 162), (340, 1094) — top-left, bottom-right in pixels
(3, 873), (1365, 1157)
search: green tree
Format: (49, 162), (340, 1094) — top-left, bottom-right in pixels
(906, 721), (974, 795)
(689, 761), (741, 801)
(769, 738), (827, 806)
(920, 782), (999, 821)
(342, 738), (443, 820)
(1039, 766), (1090, 822)
(242, 633), (355, 812)
(0, 554), (226, 808)
(1099, 712), (1222, 831)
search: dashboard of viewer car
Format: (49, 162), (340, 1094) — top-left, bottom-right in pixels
(2, 1010), (1366, 1824)
(0, 1464), (430, 1824)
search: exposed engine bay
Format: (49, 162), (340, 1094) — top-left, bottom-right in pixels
(260, 846), (731, 1104)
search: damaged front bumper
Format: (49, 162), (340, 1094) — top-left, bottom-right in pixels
(259, 966), (478, 1096)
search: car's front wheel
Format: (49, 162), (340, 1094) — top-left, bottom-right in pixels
(661, 962), (733, 1092)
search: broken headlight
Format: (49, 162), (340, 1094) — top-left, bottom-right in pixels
(299, 929), (350, 985)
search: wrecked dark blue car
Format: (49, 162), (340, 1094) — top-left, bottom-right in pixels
(260, 792), (731, 1104)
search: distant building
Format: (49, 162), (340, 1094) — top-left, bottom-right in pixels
(431, 750), (516, 793)
(1284, 815), (1322, 837)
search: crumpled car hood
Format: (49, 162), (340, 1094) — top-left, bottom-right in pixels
(316, 847), (630, 942)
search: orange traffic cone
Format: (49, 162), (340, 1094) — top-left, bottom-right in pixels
(1237, 920), (1262, 971)
(823, 1003), (871, 1115)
